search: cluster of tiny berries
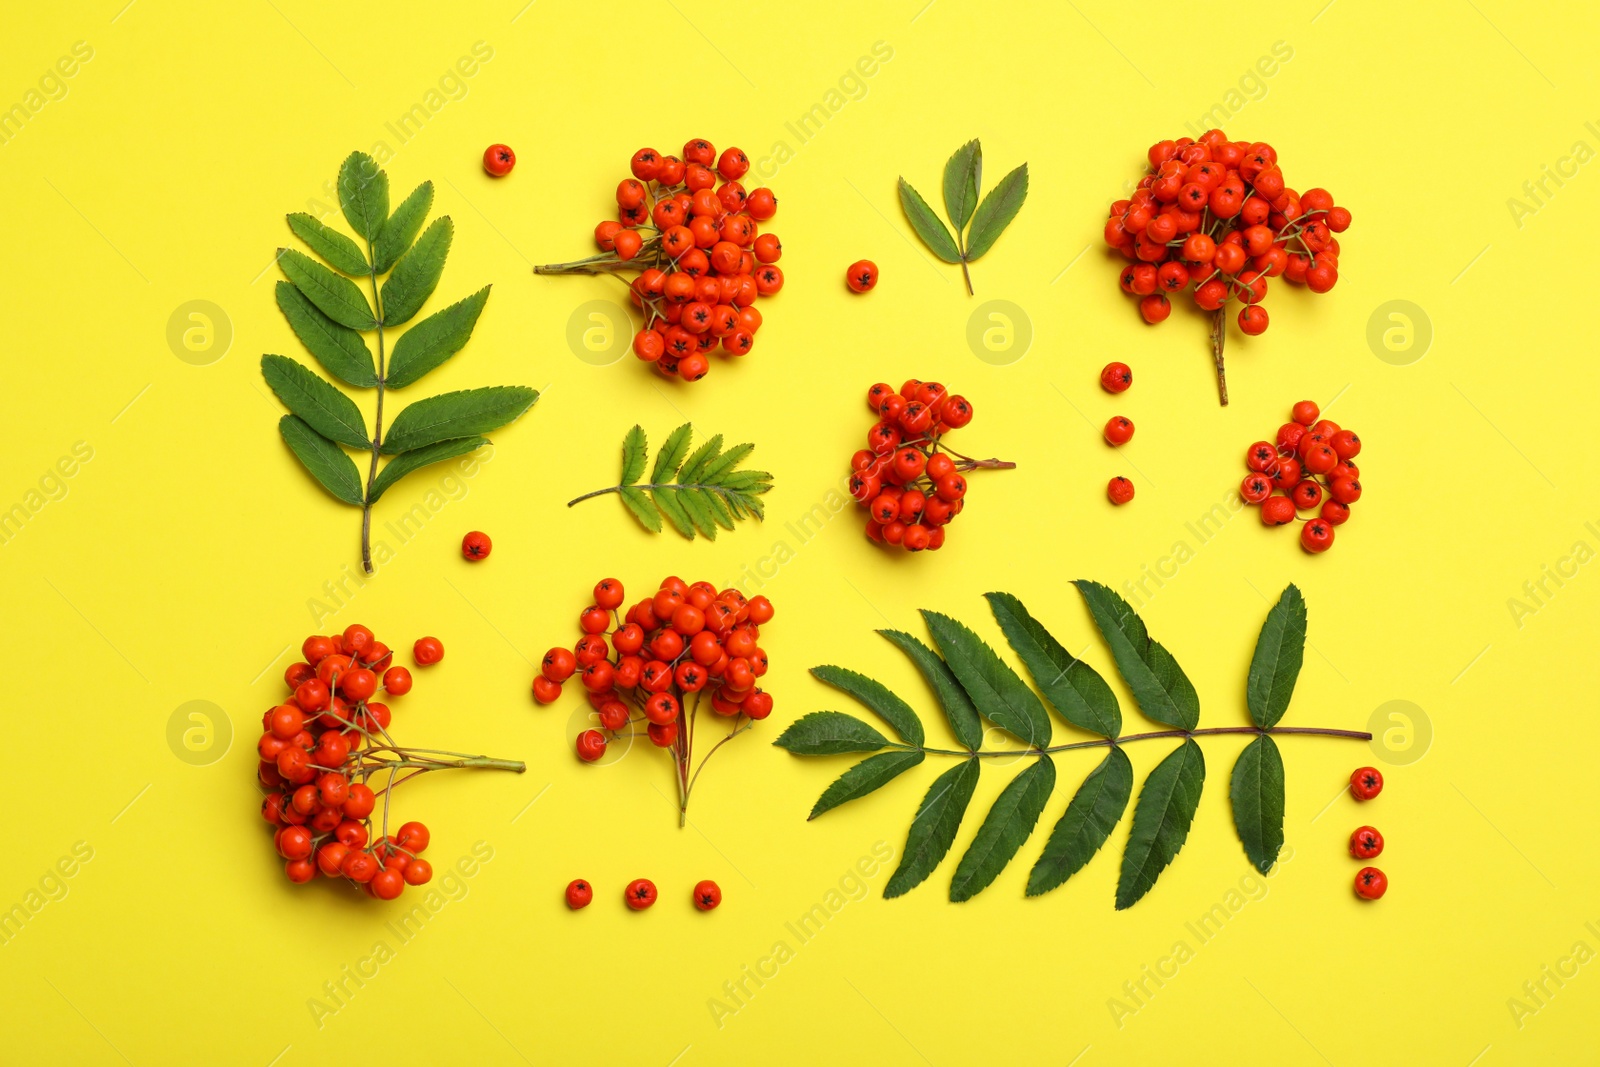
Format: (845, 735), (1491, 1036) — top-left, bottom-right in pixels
(850, 379), (980, 552)
(259, 624), (444, 900)
(1348, 766), (1387, 900)
(1240, 400), (1363, 553)
(564, 877), (721, 912)
(534, 577), (775, 760)
(1104, 130), (1352, 335)
(598, 140), (781, 382)
(1098, 361), (1137, 506)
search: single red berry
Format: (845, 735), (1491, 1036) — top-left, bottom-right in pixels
(1291, 480), (1323, 511)
(1300, 518), (1334, 553)
(1246, 442), (1278, 472)
(1291, 400), (1320, 426)
(1103, 416), (1134, 446)
(461, 531), (492, 560)
(693, 879), (722, 911)
(575, 729), (606, 762)
(1321, 499), (1351, 525)
(482, 144), (515, 177)
(1100, 362), (1132, 393)
(1261, 496), (1295, 526)
(1107, 476), (1134, 505)
(412, 637), (443, 666)
(1349, 826), (1384, 860)
(846, 260), (878, 293)
(1329, 477), (1362, 505)
(382, 666), (413, 695)
(1354, 866), (1388, 900)
(1350, 767), (1384, 800)
(625, 878), (658, 910)
(565, 878), (594, 909)
(1240, 474), (1272, 504)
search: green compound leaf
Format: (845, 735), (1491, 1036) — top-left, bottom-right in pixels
(1028, 747), (1134, 896)
(1230, 734), (1285, 875)
(965, 163), (1029, 260)
(338, 151), (389, 243)
(1247, 584), (1307, 729)
(1116, 739), (1206, 910)
(949, 755), (1055, 902)
(772, 712), (890, 756)
(1073, 580), (1199, 731)
(885, 758), (980, 898)
(897, 177), (961, 263)
(986, 592), (1120, 738)
(274, 281), (376, 388)
(573, 423), (770, 540)
(261, 355), (369, 449)
(385, 286), (490, 389)
(381, 216), (453, 327)
(922, 610), (1051, 747)
(879, 629), (983, 751)
(368, 436), (488, 504)
(810, 665), (924, 747)
(278, 415), (363, 506)
(942, 139), (982, 233)
(381, 386), (537, 454)
(373, 180), (434, 275)
(279, 248), (375, 329)
(808, 750), (926, 821)
(287, 212), (370, 276)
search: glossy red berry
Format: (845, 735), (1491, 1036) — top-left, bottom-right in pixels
(461, 531), (492, 560)
(1103, 416), (1134, 446)
(382, 666), (413, 695)
(846, 260), (878, 292)
(693, 879), (722, 911)
(1240, 474), (1272, 504)
(565, 878), (593, 909)
(482, 144), (515, 177)
(1261, 496), (1295, 526)
(625, 878), (658, 910)
(1291, 400), (1319, 426)
(1107, 476), (1134, 505)
(1350, 767), (1383, 800)
(1299, 519), (1333, 552)
(1100, 362), (1132, 393)
(412, 637), (443, 666)
(575, 729), (606, 762)
(1354, 866), (1388, 900)
(1349, 826), (1384, 860)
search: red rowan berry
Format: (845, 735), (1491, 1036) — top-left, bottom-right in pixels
(461, 531), (491, 560)
(1107, 477), (1134, 505)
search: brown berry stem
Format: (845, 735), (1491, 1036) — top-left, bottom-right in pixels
(1210, 305), (1229, 406)
(534, 235), (665, 277)
(954, 457), (1017, 472)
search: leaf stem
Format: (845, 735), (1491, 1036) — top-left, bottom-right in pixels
(909, 724), (1370, 759)
(361, 238), (388, 574)
(566, 482), (762, 507)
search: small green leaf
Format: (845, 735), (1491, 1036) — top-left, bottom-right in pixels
(1028, 747), (1134, 896)
(381, 216), (453, 326)
(885, 758), (980, 898)
(1073, 580), (1200, 731)
(942, 139), (982, 233)
(619, 486), (662, 533)
(275, 282), (376, 387)
(619, 425), (648, 486)
(385, 286), (490, 389)
(678, 434), (724, 483)
(772, 712), (891, 755)
(279, 248), (375, 329)
(809, 750), (926, 820)
(879, 629), (983, 751)
(949, 755), (1055, 902)
(810, 666), (924, 747)
(287, 212), (370, 275)
(965, 163), (1028, 260)
(381, 386), (537, 454)
(373, 181), (434, 274)
(678, 489), (720, 540)
(897, 177), (961, 263)
(650, 487), (695, 539)
(985, 592), (1120, 738)
(368, 437), (487, 504)
(1116, 739), (1206, 910)
(921, 610), (1051, 747)
(261, 355), (369, 448)
(1247, 585), (1307, 729)
(651, 423), (693, 481)
(278, 416), (363, 505)
(700, 442), (754, 483)
(1230, 734), (1285, 874)
(338, 151), (389, 243)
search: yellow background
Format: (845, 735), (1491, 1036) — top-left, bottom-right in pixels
(1, 1), (1596, 1063)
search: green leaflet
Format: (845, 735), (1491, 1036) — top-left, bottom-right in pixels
(897, 177), (961, 263)
(966, 164), (1029, 260)
(879, 629), (983, 751)
(619, 425), (648, 485)
(287, 212), (370, 275)
(385, 286), (491, 389)
(1230, 734), (1285, 874)
(809, 750), (925, 820)
(381, 216), (453, 326)
(274, 281), (376, 388)
(618, 486), (661, 533)
(942, 139), (981, 232)
(368, 436), (488, 504)
(1247, 584), (1307, 729)
(574, 423), (770, 540)
(651, 423), (693, 481)
(1027, 747), (1134, 897)
(279, 248), (375, 329)
(922, 610), (1051, 747)
(949, 755), (1055, 902)
(810, 665), (924, 746)
(373, 181), (434, 274)
(1073, 580), (1199, 731)
(260, 355), (369, 448)
(885, 758), (980, 898)
(678, 434), (724, 483)
(650, 486), (695, 538)
(278, 416), (363, 505)
(381, 386), (537, 454)
(986, 592), (1120, 738)
(338, 151), (389, 242)
(771, 712), (890, 755)
(1116, 739), (1206, 910)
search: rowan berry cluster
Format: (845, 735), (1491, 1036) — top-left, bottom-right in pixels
(534, 577), (774, 824)
(850, 379), (1015, 552)
(1103, 130), (1351, 403)
(535, 139), (781, 383)
(259, 625), (523, 899)
(1239, 400), (1363, 554)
